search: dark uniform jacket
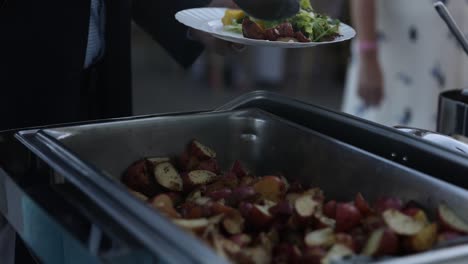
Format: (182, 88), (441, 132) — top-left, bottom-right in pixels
(0, 0), (209, 130)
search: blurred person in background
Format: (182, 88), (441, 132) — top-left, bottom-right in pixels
(0, 0), (238, 263)
(342, 0), (468, 130)
(0, 0), (239, 131)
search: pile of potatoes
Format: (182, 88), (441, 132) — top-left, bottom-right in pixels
(122, 140), (468, 264)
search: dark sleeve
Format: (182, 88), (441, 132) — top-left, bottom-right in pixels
(132, 0), (211, 68)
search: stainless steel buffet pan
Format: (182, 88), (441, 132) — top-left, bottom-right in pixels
(217, 91), (468, 190)
(15, 108), (468, 264)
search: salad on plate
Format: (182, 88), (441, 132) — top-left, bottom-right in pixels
(222, 0), (341, 43)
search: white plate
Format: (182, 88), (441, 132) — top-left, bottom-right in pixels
(175, 8), (356, 48)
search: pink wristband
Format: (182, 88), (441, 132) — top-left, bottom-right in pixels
(358, 40), (378, 53)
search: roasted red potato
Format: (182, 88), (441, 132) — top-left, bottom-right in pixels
(362, 228), (399, 256)
(374, 197), (403, 214)
(323, 200), (337, 219)
(253, 175), (286, 203)
(355, 193), (371, 215)
(335, 233), (357, 252)
(246, 203), (275, 229)
(197, 159), (220, 174)
(438, 203), (468, 234)
(183, 170), (218, 187)
(148, 194), (180, 218)
(122, 159), (158, 196)
(222, 212), (245, 235)
(154, 162), (183, 191)
(383, 209), (425, 236)
(206, 188), (232, 201)
(404, 223), (438, 252)
(300, 246), (327, 264)
(304, 228), (335, 248)
(294, 194), (320, 220)
(231, 233), (252, 247)
(242, 17), (266, 40)
(228, 186), (258, 206)
(189, 140), (216, 160)
(178, 150), (199, 171)
(335, 203), (362, 232)
(231, 160), (248, 178)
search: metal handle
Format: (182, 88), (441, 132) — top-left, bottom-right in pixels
(434, 1), (468, 56)
(15, 130), (225, 264)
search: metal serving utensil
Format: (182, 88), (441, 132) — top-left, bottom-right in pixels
(394, 126), (468, 156)
(434, 1), (468, 56)
(233, 0), (300, 20)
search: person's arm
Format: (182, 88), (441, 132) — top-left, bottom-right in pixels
(352, 0), (377, 45)
(352, 0), (384, 106)
(132, 0), (211, 68)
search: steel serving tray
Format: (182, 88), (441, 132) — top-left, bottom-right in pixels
(216, 91), (468, 190)
(15, 108), (468, 263)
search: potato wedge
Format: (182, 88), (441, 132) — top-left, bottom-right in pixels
(404, 223), (438, 252)
(304, 228), (335, 248)
(362, 228), (399, 256)
(438, 203), (468, 234)
(186, 170), (218, 186)
(294, 194), (320, 219)
(383, 209), (424, 235)
(122, 159), (157, 196)
(253, 175), (286, 203)
(335, 233), (356, 252)
(149, 194), (180, 218)
(313, 213), (336, 229)
(173, 218), (209, 233)
(322, 244), (354, 264)
(222, 212), (245, 235)
(190, 140), (216, 160)
(154, 162), (183, 191)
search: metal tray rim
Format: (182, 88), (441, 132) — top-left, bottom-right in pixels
(14, 106), (468, 264)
